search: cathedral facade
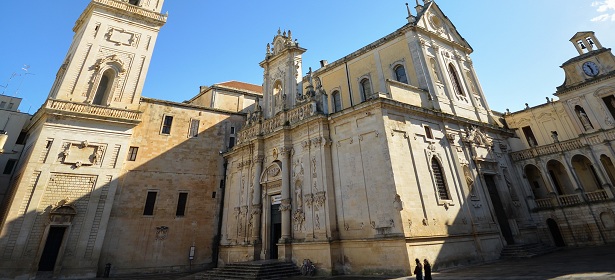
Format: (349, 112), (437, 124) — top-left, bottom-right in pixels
(218, 1), (537, 275)
(1, 0), (613, 279)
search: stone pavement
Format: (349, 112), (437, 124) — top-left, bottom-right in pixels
(102, 245), (615, 280)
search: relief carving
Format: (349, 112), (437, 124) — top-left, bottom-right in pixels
(303, 194), (314, 208)
(314, 191), (326, 209)
(293, 209), (305, 231)
(393, 194), (403, 211)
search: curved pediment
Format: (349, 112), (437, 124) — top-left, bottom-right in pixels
(260, 161), (282, 184)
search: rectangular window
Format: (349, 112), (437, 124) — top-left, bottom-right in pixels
(229, 126), (236, 149)
(3, 159), (17, 174)
(143, 191), (157, 216)
(7, 103), (13, 110)
(127, 146), (139, 161)
(176, 192), (188, 217)
(161, 115), (173, 135)
(521, 126), (537, 147)
(189, 119), (199, 138)
(424, 125), (433, 139)
(0, 101), (5, 108)
(16, 131), (27, 145)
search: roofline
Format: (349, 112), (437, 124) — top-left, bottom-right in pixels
(141, 97), (246, 116)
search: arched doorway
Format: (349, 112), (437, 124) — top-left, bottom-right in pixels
(259, 161), (283, 260)
(546, 160), (574, 194)
(524, 164), (549, 199)
(37, 203), (76, 274)
(600, 155), (615, 186)
(546, 218), (566, 247)
(571, 154), (601, 192)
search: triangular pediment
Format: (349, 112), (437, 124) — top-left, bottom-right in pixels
(415, 2), (472, 51)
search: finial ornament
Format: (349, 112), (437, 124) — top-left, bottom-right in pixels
(277, 28), (281, 35)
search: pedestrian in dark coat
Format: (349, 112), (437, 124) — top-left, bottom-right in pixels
(414, 258), (423, 280)
(423, 259), (432, 280)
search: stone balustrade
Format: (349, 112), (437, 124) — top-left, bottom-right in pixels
(94, 0), (167, 23)
(558, 193), (582, 206)
(237, 101), (319, 145)
(535, 198), (553, 208)
(44, 99), (142, 123)
(585, 189), (609, 202)
(511, 136), (590, 162)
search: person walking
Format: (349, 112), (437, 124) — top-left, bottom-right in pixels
(414, 258), (423, 280)
(423, 259), (432, 280)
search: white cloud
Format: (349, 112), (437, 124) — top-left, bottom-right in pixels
(591, 0), (615, 21)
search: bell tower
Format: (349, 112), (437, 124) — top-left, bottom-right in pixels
(0, 1), (167, 278)
(557, 31), (615, 92)
(48, 0), (166, 110)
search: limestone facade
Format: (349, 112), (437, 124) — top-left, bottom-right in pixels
(219, 2), (536, 275)
(504, 31), (615, 247)
(2, 0), (613, 279)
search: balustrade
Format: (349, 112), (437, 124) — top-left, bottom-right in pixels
(94, 0), (167, 23)
(236, 101), (320, 145)
(557, 193), (582, 206)
(45, 99), (142, 122)
(585, 189), (608, 202)
(534, 198), (553, 208)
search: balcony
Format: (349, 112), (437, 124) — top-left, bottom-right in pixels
(533, 189), (612, 211)
(93, 0), (167, 24)
(42, 99), (142, 125)
(237, 101), (320, 145)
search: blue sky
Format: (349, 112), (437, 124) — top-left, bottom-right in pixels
(0, 0), (613, 114)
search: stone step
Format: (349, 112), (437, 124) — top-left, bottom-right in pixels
(500, 243), (558, 258)
(196, 260), (301, 280)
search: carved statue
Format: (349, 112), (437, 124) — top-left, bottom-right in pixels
(295, 182), (303, 209)
(577, 110), (593, 130)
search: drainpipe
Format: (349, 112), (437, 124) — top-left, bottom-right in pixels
(212, 158), (227, 268)
(345, 61), (353, 106)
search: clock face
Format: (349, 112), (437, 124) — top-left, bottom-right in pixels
(582, 61), (599, 77)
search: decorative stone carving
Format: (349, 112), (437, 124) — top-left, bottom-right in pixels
(393, 194), (403, 211)
(314, 191), (326, 209)
(315, 214), (321, 230)
(304, 194), (314, 208)
(61, 141), (105, 168)
(279, 199), (291, 212)
(267, 165), (281, 177)
(295, 181), (303, 209)
(293, 209), (305, 231)
(155, 226), (169, 240)
(464, 126), (493, 147)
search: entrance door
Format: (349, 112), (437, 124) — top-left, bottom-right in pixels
(270, 203), (282, 259)
(38, 227), (66, 271)
(547, 218), (566, 247)
(484, 175), (515, 245)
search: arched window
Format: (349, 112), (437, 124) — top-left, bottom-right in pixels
(394, 65), (408, 84)
(360, 78), (372, 102)
(129, 0), (140, 5)
(93, 69), (114, 105)
(447, 63), (465, 96)
(431, 157), (450, 200)
(332, 90), (342, 113)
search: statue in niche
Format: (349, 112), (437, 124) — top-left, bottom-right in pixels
(551, 131), (559, 143)
(429, 58), (441, 82)
(575, 106), (593, 131)
(295, 181), (303, 209)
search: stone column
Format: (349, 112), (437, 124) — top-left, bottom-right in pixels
(251, 155), (264, 242)
(280, 147), (292, 241)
